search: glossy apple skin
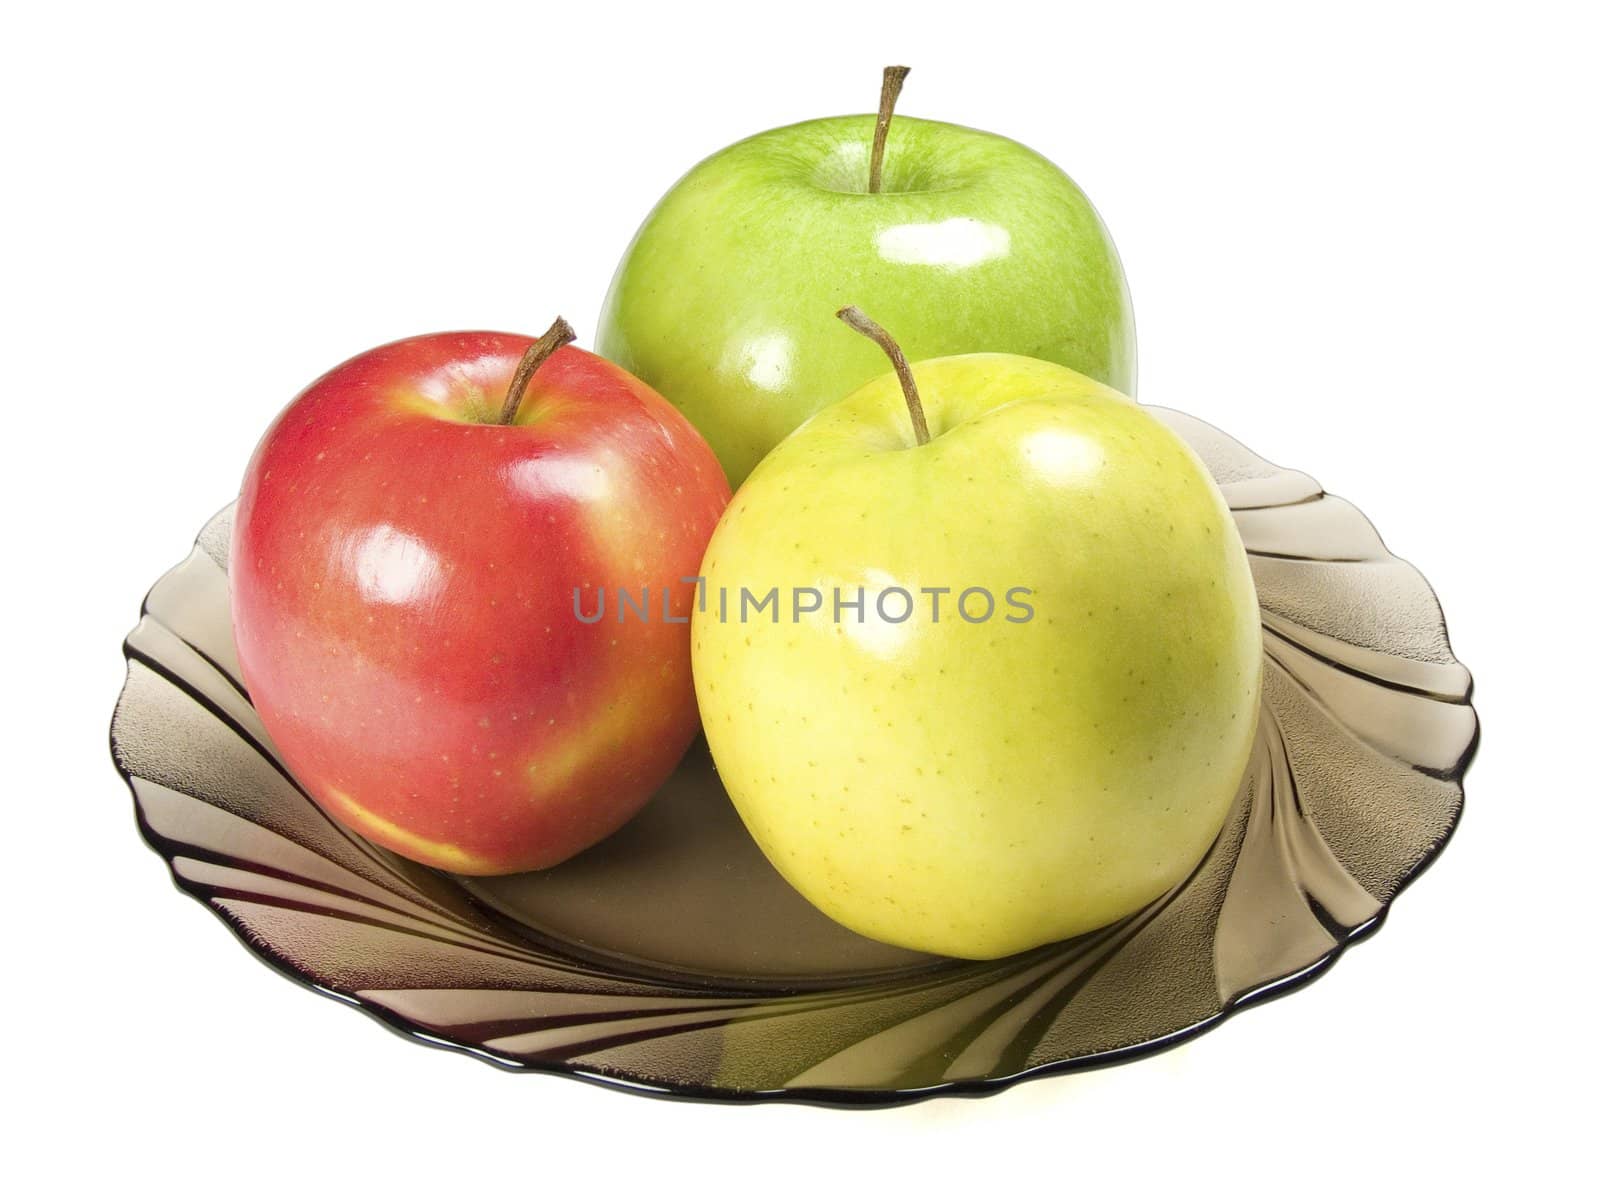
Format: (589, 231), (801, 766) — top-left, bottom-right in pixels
(598, 115), (1135, 487)
(231, 333), (730, 874)
(693, 355), (1260, 959)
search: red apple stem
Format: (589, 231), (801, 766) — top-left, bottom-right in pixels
(837, 306), (930, 446)
(869, 65), (911, 194)
(499, 316), (577, 425)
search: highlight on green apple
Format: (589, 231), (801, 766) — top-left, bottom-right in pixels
(598, 66), (1137, 488)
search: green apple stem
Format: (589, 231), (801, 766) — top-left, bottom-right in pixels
(837, 306), (930, 446)
(868, 65), (911, 194)
(499, 316), (577, 425)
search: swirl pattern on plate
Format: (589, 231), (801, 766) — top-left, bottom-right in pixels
(110, 408), (1476, 1104)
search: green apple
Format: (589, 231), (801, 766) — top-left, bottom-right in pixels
(691, 329), (1260, 960)
(597, 91), (1135, 487)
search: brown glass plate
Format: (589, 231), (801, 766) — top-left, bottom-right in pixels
(110, 408), (1477, 1105)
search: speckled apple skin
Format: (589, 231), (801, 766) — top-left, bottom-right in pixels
(598, 115), (1136, 488)
(692, 355), (1261, 959)
(231, 333), (730, 874)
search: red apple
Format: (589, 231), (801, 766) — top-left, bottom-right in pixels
(230, 324), (730, 874)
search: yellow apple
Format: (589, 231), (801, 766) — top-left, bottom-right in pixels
(692, 328), (1261, 959)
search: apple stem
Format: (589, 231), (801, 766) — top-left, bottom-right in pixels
(499, 316), (577, 425)
(837, 306), (930, 446)
(869, 65), (911, 194)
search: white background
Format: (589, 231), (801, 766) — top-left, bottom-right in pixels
(4, 1), (1595, 1194)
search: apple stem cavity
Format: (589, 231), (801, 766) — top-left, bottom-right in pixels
(837, 306), (930, 446)
(869, 65), (911, 194)
(499, 316), (578, 425)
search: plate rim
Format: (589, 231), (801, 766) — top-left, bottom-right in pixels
(112, 727), (1470, 1106)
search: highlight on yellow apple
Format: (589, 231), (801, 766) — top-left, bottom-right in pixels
(691, 309), (1262, 960)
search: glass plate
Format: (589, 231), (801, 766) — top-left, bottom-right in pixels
(110, 407), (1477, 1105)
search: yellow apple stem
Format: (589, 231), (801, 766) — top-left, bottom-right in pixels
(837, 305), (931, 446)
(499, 316), (577, 425)
(869, 65), (911, 194)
